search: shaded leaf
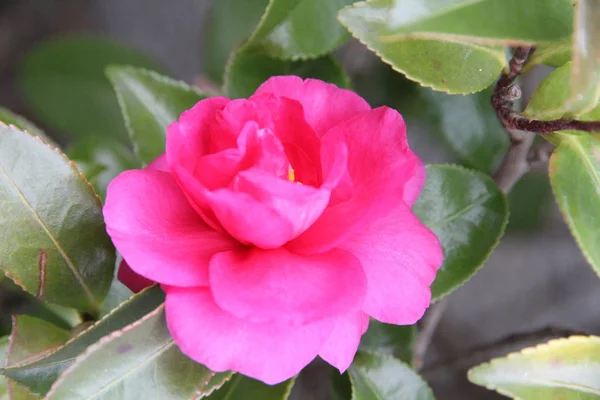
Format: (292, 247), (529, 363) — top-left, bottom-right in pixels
(67, 136), (138, 199)
(204, 0), (270, 83)
(506, 172), (553, 233)
(5, 316), (70, 400)
(99, 280), (133, 318)
(247, 0), (354, 59)
(359, 321), (416, 365)
(566, 0), (600, 115)
(330, 372), (352, 400)
(468, 335), (600, 398)
(0, 124), (115, 314)
(106, 66), (208, 165)
(549, 134), (600, 276)
(225, 50), (349, 99)
(338, 0), (507, 94)
(0, 336), (8, 400)
(18, 36), (163, 141)
(413, 165), (509, 300)
(348, 352), (434, 400)
(524, 41), (572, 71)
(205, 375), (295, 399)
(0, 286), (165, 396)
(46, 304), (230, 400)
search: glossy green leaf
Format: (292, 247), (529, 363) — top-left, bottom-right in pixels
(247, 0), (354, 59)
(356, 0), (573, 44)
(550, 135), (600, 276)
(0, 107), (47, 140)
(5, 316), (70, 400)
(0, 124), (115, 314)
(106, 66), (209, 165)
(206, 375), (295, 400)
(99, 280), (133, 318)
(225, 50), (349, 99)
(67, 136), (138, 199)
(421, 87), (508, 171)
(468, 335), (600, 398)
(359, 321), (416, 365)
(204, 0), (270, 83)
(348, 352), (435, 400)
(523, 62), (573, 121)
(45, 304), (230, 400)
(18, 36), (163, 140)
(566, 0), (600, 115)
(338, 0), (507, 94)
(413, 165), (509, 299)
(524, 41), (572, 71)
(1, 286), (165, 396)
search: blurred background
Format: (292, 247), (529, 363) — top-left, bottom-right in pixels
(1, 1), (599, 398)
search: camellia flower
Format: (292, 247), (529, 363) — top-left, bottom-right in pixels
(103, 76), (443, 384)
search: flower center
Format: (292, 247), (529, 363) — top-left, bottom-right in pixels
(288, 167), (296, 182)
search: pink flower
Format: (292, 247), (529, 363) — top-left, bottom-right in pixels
(103, 76), (443, 384)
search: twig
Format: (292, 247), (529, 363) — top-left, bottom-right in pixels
(413, 300), (448, 370)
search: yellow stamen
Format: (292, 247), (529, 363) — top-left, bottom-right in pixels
(288, 167), (296, 182)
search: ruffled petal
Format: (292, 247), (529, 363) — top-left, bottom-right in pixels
(318, 311), (370, 372)
(164, 287), (335, 385)
(103, 169), (239, 287)
(288, 107), (425, 254)
(209, 248), (367, 325)
(341, 204), (443, 325)
(252, 76), (370, 137)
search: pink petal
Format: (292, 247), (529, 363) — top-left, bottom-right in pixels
(288, 107), (426, 254)
(117, 260), (154, 293)
(103, 169), (239, 287)
(252, 76), (370, 137)
(319, 311), (370, 372)
(166, 97), (230, 172)
(209, 248), (367, 325)
(164, 287), (335, 384)
(341, 203), (443, 325)
(147, 153), (169, 171)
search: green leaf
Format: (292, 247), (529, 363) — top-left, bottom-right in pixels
(523, 62), (574, 121)
(18, 36), (163, 141)
(0, 337), (8, 400)
(359, 321), (416, 365)
(206, 375), (295, 399)
(421, 87), (508, 171)
(348, 0), (573, 45)
(247, 0), (355, 59)
(0, 124), (115, 314)
(348, 352), (435, 400)
(549, 135), (600, 276)
(524, 41), (572, 71)
(468, 335), (600, 398)
(4, 316), (70, 400)
(330, 372), (352, 400)
(45, 304), (230, 400)
(0, 107), (48, 140)
(99, 280), (133, 318)
(506, 172), (553, 233)
(225, 50), (349, 99)
(106, 66), (209, 165)
(6, 316), (70, 367)
(204, 0), (270, 83)
(413, 165), (509, 300)
(1, 286), (165, 396)
(565, 0), (600, 115)
(67, 136), (138, 199)
(338, 0), (507, 94)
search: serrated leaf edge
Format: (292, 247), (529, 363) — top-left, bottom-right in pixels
(467, 335), (600, 399)
(44, 303), (168, 399)
(424, 164), (510, 301)
(337, 2), (507, 95)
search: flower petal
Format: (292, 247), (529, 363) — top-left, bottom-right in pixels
(319, 311), (370, 373)
(341, 203), (443, 325)
(164, 287), (335, 384)
(103, 169), (239, 287)
(117, 260), (154, 293)
(252, 76), (370, 137)
(288, 107), (425, 254)
(209, 247), (367, 325)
